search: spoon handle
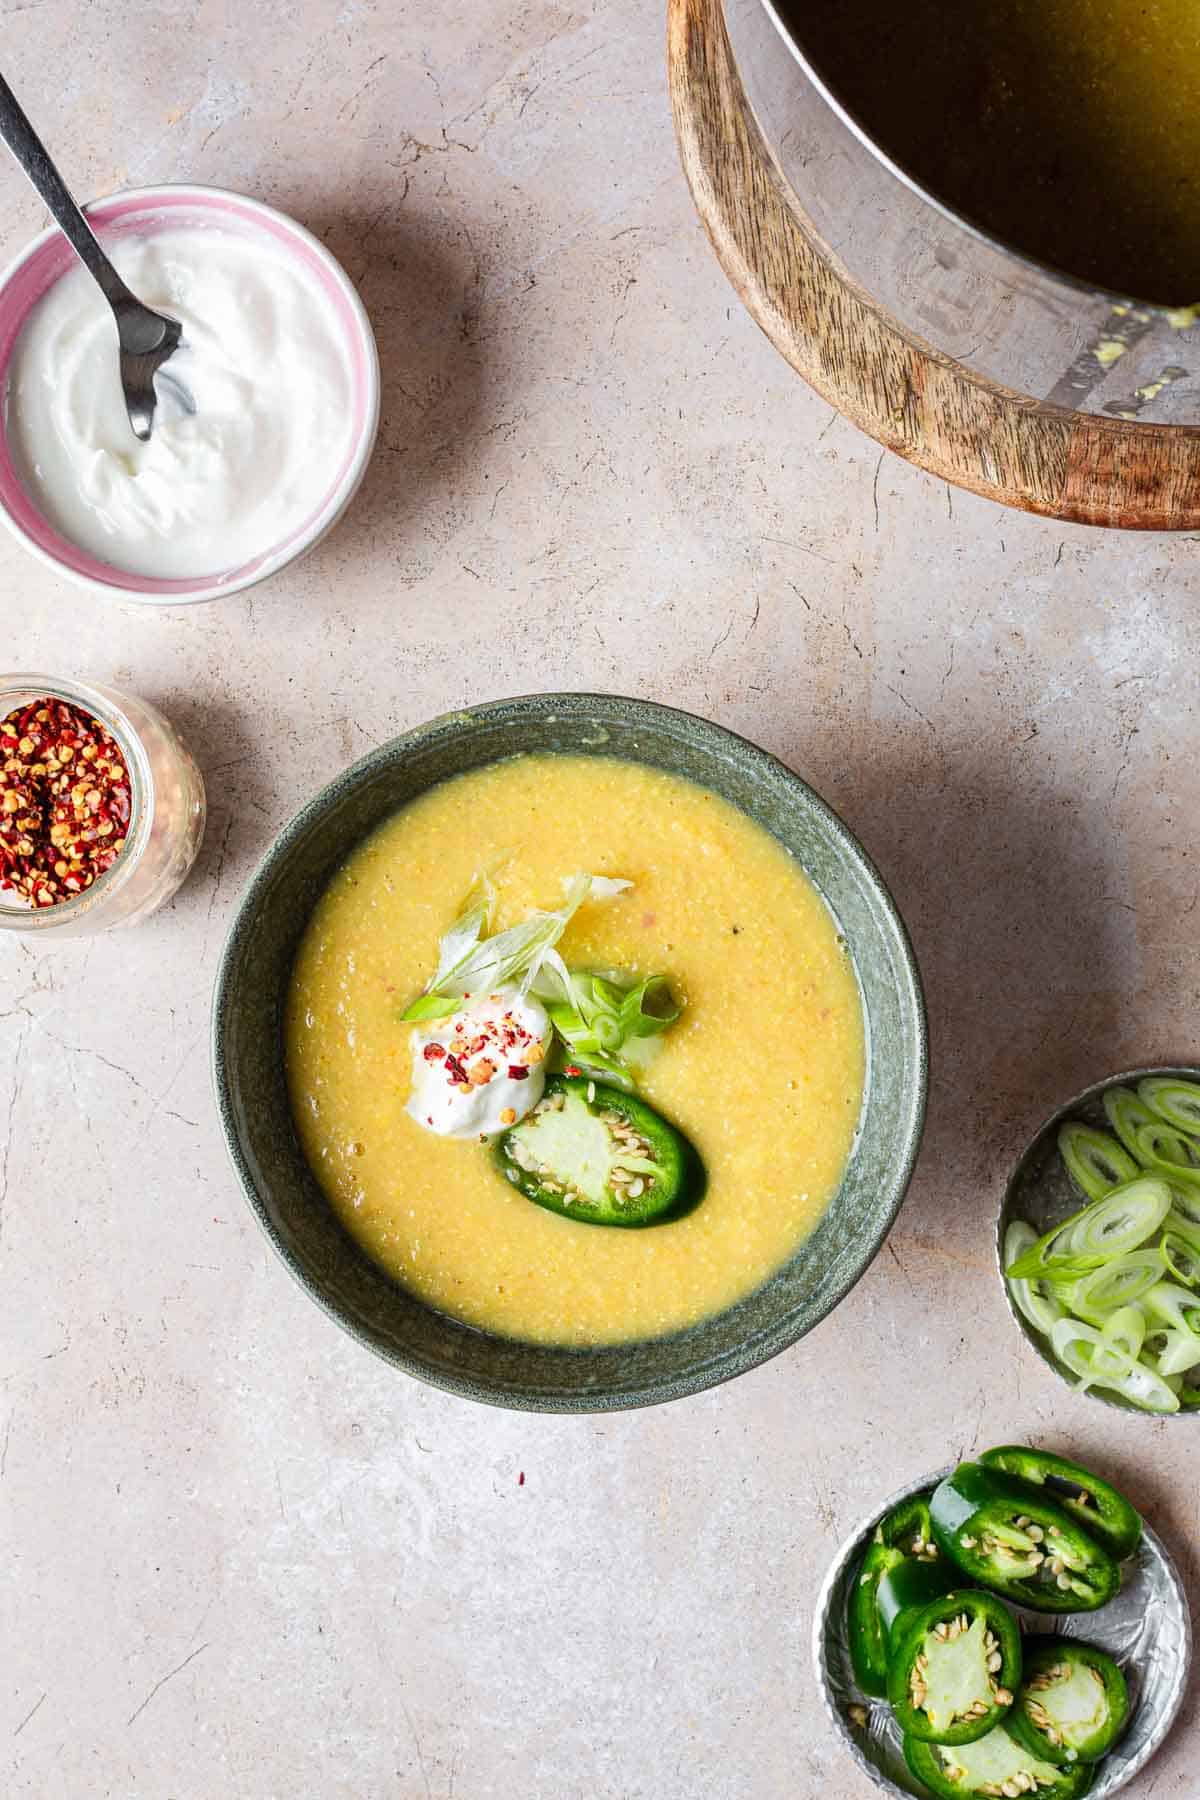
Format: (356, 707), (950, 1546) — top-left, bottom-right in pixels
(0, 68), (140, 314)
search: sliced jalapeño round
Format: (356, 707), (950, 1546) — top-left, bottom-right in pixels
(978, 1447), (1142, 1562)
(904, 1723), (1096, 1798)
(494, 1075), (702, 1226)
(930, 1463), (1121, 1613)
(887, 1588), (1022, 1745)
(1008, 1636), (1130, 1766)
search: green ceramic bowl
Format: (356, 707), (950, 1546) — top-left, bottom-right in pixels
(212, 693), (927, 1411)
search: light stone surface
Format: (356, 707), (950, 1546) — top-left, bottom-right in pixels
(1, 4), (1197, 1797)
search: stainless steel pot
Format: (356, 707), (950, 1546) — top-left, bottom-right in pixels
(729, 0), (1200, 424)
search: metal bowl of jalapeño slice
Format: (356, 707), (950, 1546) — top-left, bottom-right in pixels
(814, 1446), (1190, 1798)
(999, 1067), (1200, 1414)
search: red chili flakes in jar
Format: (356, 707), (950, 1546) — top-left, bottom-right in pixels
(0, 697), (131, 908)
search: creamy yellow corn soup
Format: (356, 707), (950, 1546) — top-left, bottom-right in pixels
(286, 755), (864, 1345)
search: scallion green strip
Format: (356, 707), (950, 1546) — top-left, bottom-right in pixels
(399, 993), (461, 1023)
(1006, 1177), (1169, 1282)
(1003, 1221), (1065, 1336)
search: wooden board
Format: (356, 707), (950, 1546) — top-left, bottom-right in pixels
(667, 0), (1200, 528)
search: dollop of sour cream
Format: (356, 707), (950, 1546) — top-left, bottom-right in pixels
(6, 228), (354, 579)
(407, 988), (549, 1139)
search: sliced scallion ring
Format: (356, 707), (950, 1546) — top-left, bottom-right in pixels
(1061, 1176), (1171, 1259)
(1003, 1221), (1065, 1336)
(1143, 1279), (1200, 1336)
(1176, 1372), (1200, 1409)
(1068, 1249), (1164, 1321)
(1137, 1075), (1200, 1137)
(1103, 1084), (1162, 1161)
(1049, 1317), (1135, 1390)
(1107, 1358), (1181, 1413)
(1148, 1326), (1200, 1378)
(1132, 1121), (1200, 1185)
(1164, 1193), (1200, 1241)
(1162, 1231), (1200, 1288)
(1101, 1304), (1146, 1363)
(1057, 1121), (1139, 1200)
(1049, 1318), (1179, 1411)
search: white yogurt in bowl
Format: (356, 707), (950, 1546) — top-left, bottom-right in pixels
(8, 231), (353, 579)
(0, 188), (379, 602)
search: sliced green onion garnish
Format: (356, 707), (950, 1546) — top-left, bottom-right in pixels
(402, 872), (632, 1020)
(1164, 1193), (1200, 1241)
(1132, 1121), (1200, 1186)
(1148, 1326), (1200, 1378)
(1049, 1317), (1179, 1410)
(1103, 1084), (1162, 1160)
(1027, 1102), (1200, 1411)
(1003, 1221), (1065, 1335)
(544, 968), (680, 1074)
(1106, 1359), (1181, 1413)
(1049, 1317), (1135, 1390)
(1176, 1372), (1200, 1409)
(1057, 1121), (1139, 1200)
(1143, 1279), (1200, 1336)
(618, 975), (681, 1039)
(1137, 1075), (1200, 1137)
(1100, 1304), (1146, 1363)
(1068, 1249), (1164, 1321)
(1162, 1231), (1200, 1288)
(554, 1048), (636, 1091)
(1005, 1223), (1101, 1284)
(1008, 1177), (1170, 1282)
(1061, 1176), (1171, 1259)
(399, 992), (461, 1023)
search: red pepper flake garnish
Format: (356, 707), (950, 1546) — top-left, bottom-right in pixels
(422, 1042), (445, 1062)
(0, 697), (131, 908)
(564, 1065), (582, 1077)
(444, 1053), (468, 1086)
(518, 1471), (525, 1487)
(508, 1065), (530, 1081)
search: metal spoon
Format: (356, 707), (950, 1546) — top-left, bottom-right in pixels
(0, 68), (187, 441)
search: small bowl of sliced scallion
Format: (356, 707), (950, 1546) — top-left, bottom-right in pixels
(998, 1067), (1200, 1416)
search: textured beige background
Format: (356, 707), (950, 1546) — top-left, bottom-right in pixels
(1, 3), (1197, 1796)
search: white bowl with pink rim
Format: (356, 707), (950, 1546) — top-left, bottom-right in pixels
(0, 184), (380, 605)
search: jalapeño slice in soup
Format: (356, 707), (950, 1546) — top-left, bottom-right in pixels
(495, 1077), (703, 1227)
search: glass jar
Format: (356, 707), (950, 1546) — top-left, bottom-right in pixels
(0, 673), (205, 936)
